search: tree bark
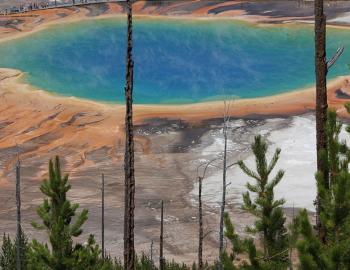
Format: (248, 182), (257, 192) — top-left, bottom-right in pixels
(123, 1), (135, 269)
(150, 240), (154, 268)
(16, 158), (21, 270)
(160, 201), (164, 270)
(314, 0), (328, 241)
(102, 173), (105, 259)
(198, 177), (203, 270)
(219, 109), (229, 269)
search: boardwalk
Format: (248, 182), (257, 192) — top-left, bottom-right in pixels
(0, 0), (125, 15)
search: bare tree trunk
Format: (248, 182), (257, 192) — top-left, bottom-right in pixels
(101, 173), (105, 259)
(219, 103), (230, 268)
(150, 240), (154, 267)
(160, 201), (164, 270)
(16, 158), (21, 270)
(123, 1), (135, 269)
(198, 176), (203, 270)
(288, 203), (295, 270)
(315, 0), (327, 241)
(196, 159), (217, 269)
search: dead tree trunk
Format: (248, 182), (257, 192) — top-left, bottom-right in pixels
(196, 159), (217, 270)
(313, 0), (343, 242)
(314, 0), (327, 241)
(288, 203), (295, 270)
(219, 102), (230, 268)
(16, 158), (21, 270)
(150, 240), (154, 267)
(159, 201), (164, 270)
(123, 0), (135, 269)
(101, 173), (105, 259)
(198, 176), (203, 270)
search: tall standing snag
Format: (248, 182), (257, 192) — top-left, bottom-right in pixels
(101, 173), (105, 259)
(123, 0), (136, 269)
(159, 200), (164, 270)
(15, 157), (21, 270)
(314, 0), (344, 241)
(150, 240), (154, 267)
(196, 159), (217, 270)
(314, 0), (328, 240)
(198, 176), (203, 270)
(219, 101), (231, 268)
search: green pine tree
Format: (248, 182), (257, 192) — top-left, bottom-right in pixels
(221, 136), (289, 270)
(221, 212), (248, 270)
(222, 212), (274, 270)
(0, 234), (15, 269)
(294, 108), (350, 269)
(0, 230), (29, 269)
(135, 253), (154, 270)
(71, 234), (121, 270)
(238, 135), (289, 268)
(293, 209), (330, 269)
(28, 156), (88, 270)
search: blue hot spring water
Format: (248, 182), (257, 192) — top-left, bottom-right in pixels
(0, 18), (349, 104)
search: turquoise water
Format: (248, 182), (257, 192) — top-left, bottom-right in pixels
(0, 18), (349, 104)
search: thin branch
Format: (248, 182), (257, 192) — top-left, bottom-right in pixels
(203, 229), (218, 239)
(255, 248), (289, 261)
(327, 46), (344, 71)
(196, 158), (219, 179)
(226, 162), (238, 169)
